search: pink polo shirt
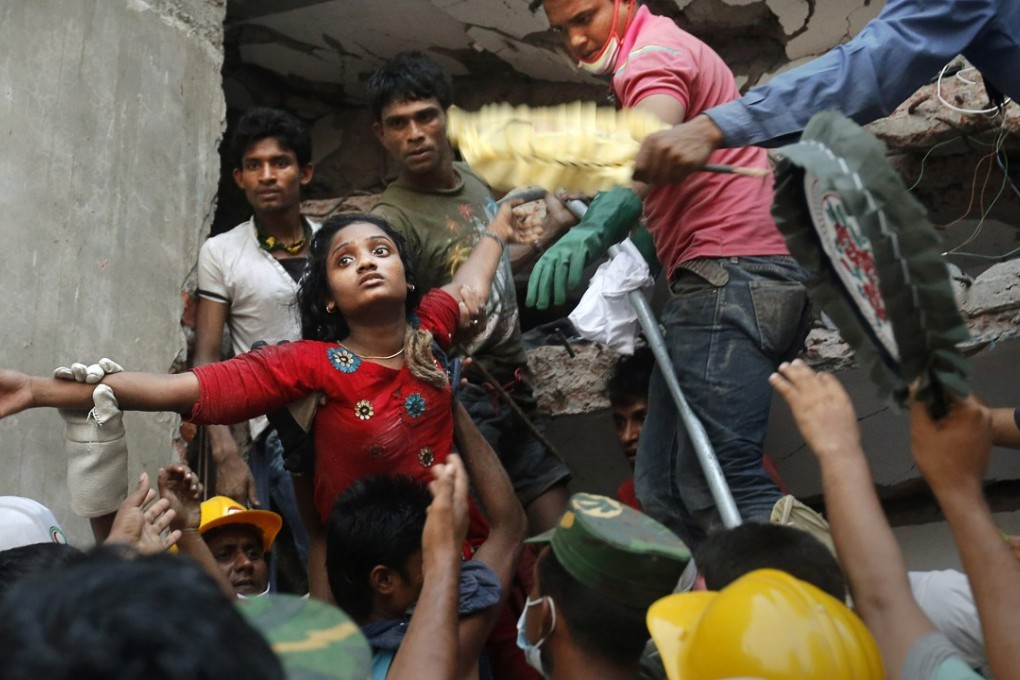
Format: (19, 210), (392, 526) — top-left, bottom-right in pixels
(613, 6), (789, 274)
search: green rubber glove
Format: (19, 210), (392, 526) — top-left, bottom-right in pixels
(629, 225), (662, 279)
(526, 187), (643, 309)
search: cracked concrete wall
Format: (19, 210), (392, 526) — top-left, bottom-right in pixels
(0, 0), (226, 544)
(218, 0), (1011, 226)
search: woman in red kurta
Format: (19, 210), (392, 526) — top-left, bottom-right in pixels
(0, 210), (524, 599)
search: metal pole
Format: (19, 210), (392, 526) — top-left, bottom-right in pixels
(566, 199), (742, 528)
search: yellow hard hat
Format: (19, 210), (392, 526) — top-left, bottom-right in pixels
(647, 568), (884, 680)
(199, 496), (282, 554)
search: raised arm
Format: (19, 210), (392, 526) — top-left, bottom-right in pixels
(991, 407), (1020, 449)
(0, 369), (199, 419)
(770, 360), (935, 678)
(440, 200), (522, 308)
(910, 395), (1020, 679)
(451, 401), (527, 678)
(158, 464), (237, 600)
(388, 455), (470, 680)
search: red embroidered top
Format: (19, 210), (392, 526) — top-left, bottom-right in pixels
(190, 289), (461, 524)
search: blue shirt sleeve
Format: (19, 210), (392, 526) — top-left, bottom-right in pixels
(706, 0), (1000, 148)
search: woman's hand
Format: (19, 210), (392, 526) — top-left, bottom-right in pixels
(455, 284), (487, 336)
(0, 370), (34, 418)
(490, 199), (542, 245)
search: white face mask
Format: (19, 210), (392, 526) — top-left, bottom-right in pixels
(235, 582), (271, 599)
(576, 0), (633, 75)
(516, 596), (556, 678)
(577, 35), (621, 75)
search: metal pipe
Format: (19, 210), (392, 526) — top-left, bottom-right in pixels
(566, 199), (742, 528)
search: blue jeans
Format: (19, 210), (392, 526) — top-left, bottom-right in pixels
(633, 256), (810, 546)
(251, 429), (310, 589)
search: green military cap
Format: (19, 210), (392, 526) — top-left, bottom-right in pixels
(238, 593), (372, 680)
(527, 492), (690, 609)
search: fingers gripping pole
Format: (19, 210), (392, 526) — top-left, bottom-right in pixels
(566, 200), (742, 528)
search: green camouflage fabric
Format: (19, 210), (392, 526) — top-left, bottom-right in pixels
(526, 492), (690, 608)
(238, 594), (372, 680)
(772, 111), (971, 416)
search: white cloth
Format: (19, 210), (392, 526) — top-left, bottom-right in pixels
(909, 569), (988, 676)
(568, 238), (653, 355)
(196, 217), (319, 439)
(61, 384), (128, 518)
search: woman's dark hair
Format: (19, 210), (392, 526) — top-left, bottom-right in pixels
(368, 51), (454, 120)
(297, 213), (422, 343)
(325, 475), (432, 620)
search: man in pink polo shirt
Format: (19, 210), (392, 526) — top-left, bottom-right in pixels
(532, 0), (811, 545)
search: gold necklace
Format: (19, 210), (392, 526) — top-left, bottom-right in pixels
(339, 343), (405, 361)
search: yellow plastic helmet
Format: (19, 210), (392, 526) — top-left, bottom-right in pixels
(647, 568), (884, 680)
(199, 496), (282, 554)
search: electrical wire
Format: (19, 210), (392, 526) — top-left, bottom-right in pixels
(936, 63), (1011, 115)
(942, 124), (1017, 258)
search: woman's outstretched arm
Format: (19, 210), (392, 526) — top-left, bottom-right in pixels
(0, 369), (199, 419)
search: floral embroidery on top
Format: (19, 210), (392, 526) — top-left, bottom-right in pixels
(418, 447), (434, 467)
(404, 393), (426, 419)
(354, 400), (374, 421)
(327, 346), (361, 374)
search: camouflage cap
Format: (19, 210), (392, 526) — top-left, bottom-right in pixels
(238, 594), (372, 680)
(526, 493), (690, 609)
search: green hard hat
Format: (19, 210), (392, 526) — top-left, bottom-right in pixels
(527, 492), (690, 609)
(238, 594), (372, 680)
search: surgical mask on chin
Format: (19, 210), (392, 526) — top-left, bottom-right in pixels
(576, 0), (633, 75)
(516, 596), (556, 678)
(235, 583), (271, 599)
(577, 35), (621, 75)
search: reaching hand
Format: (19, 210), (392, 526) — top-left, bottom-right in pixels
(53, 357), (124, 384)
(0, 369), (34, 419)
(541, 191), (580, 240)
(770, 360), (863, 461)
(423, 453), (470, 566)
(910, 393), (992, 496)
(490, 199), (539, 245)
(455, 284), (487, 336)
(211, 444), (258, 506)
(525, 187), (643, 309)
(106, 472), (181, 554)
(158, 464), (204, 533)
(632, 114), (724, 185)
(511, 200), (548, 241)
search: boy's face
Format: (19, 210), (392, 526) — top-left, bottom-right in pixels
(385, 550), (426, 616)
(203, 525), (270, 597)
(232, 136), (313, 215)
(373, 97), (450, 179)
(611, 397), (647, 469)
(542, 0), (620, 64)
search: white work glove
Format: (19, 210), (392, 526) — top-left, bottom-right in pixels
(55, 358), (129, 518)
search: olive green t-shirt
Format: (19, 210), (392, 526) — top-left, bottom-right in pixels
(372, 162), (528, 381)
